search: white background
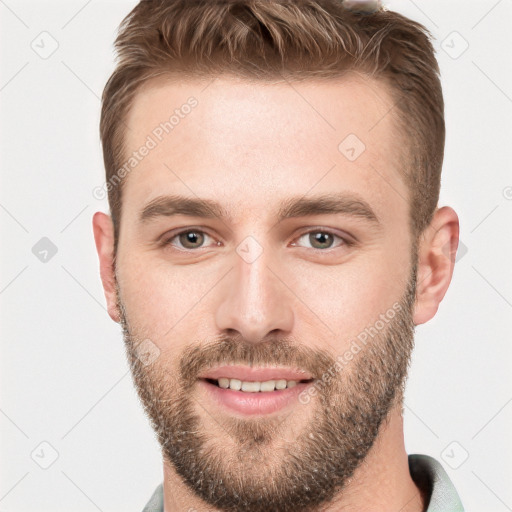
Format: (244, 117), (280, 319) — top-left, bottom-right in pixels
(1, 1), (511, 510)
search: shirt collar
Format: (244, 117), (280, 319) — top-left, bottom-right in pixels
(409, 454), (465, 511)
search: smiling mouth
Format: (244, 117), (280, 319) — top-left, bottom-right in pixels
(202, 377), (314, 392)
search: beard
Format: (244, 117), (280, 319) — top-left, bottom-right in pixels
(116, 263), (417, 512)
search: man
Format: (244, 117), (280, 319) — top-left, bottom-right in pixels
(93, 0), (464, 510)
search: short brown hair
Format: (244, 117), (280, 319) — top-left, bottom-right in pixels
(100, 0), (444, 252)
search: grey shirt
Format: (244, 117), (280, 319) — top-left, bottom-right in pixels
(142, 454), (464, 511)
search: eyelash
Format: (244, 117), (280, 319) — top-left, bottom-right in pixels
(160, 227), (355, 252)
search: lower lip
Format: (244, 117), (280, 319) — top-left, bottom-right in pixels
(198, 379), (313, 416)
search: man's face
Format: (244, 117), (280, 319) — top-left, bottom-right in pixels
(115, 74), (417, 511)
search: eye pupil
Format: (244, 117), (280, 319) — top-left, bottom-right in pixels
(310, 232), (333, 249)
(180, 231), (204, 248)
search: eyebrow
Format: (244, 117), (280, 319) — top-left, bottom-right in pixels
(139, 193), (380, 225)
(277, 194), (379, 224)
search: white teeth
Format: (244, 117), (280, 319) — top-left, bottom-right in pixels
(218, 378), (230, 389)
(241, 381), (260, 392)
(275, 379), (287, 390)
(229, 378), (242, 391)
(215, 378), (300, 392)
(260, 380), (276, 392)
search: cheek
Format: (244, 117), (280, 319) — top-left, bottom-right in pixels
(290, 253), (409, 345)
(116, 255), (221, 341)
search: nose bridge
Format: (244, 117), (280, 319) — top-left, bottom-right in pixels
(215, 235), (295, 343)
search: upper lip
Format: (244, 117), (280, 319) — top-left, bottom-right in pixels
(198, 365), (314, 382)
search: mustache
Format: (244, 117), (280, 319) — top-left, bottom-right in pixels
(178, 335), (336, 389)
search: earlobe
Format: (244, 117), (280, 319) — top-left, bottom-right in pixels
(92, 211), (120, 323)
(413, 207), (460, 325)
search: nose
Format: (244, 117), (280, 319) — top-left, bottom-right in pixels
(215, 238), (295, 344)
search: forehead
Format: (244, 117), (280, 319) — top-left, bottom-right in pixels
(121, 73), (408, 226)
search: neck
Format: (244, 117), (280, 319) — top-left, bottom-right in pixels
(161, 402), (426, 512)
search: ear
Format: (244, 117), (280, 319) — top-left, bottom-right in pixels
(413, 206), (460, 325)
(92, 211), (120, 323)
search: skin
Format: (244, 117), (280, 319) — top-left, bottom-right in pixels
(93, 73), (459, 511)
